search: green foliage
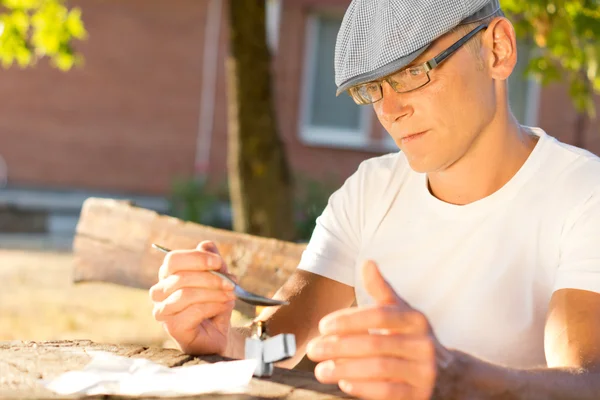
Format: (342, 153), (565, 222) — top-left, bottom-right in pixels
(167, 175), (337, 242)
(501, 0), (600, 117)
(293, 175), (336, 242)
(0, 0), (87, 70)
(167, 178), (232, 230)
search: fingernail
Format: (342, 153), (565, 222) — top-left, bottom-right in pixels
(226, 290), (236, 299)
(209, 257), (220, 268)
(319, 317), (334, 334)
(339, 380), (353, 392)
(315, 360), (334, 379)
(307, 340), (323, 357)
(222, 280), (235, 290)
(312, 344), (324, 357)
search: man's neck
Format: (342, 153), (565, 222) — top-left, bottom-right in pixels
(427, 116), (538, 206)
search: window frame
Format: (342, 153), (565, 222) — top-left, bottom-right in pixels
(266, 0), (282, 53)
(298, 15), (541, 153)
(512, 38), (541, 127)
(298, 12), (373, 150)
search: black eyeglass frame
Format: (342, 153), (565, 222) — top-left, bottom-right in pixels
(348, 23), (489, 105)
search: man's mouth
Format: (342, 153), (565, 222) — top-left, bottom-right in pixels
(400, 130), (428, 144)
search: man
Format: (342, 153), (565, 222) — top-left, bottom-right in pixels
(150, 0), (600, 398)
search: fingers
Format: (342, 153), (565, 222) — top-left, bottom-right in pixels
(307, 333), (434, 362)
(337, 380), (428, 400)
(196, 241), (234, 275)
(153, 288), (236, 321)
(160, 301), (235, 353)
(150, 271), (234, 302)
(315, 357), (435, 389)
(319, 305), (429, 335)
(160, 301), (234, 333)
(197, 240), (221, 255)
(158, 249), (225, 280)
(362, 260), (402, 306)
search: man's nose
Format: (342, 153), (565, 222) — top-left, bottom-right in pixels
(376, 81), (412, 122)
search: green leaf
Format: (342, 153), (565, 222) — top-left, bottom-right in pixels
(53, 50), (74, 70)
(502, 0), (600, 118)
(3, 0), (44, 10)
(15, 45), (32, 66)
(65, 8), (86, 39)
(0, 0), (86, 71)
(11, 10), (30, 34)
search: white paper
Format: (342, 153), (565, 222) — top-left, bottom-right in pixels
(40, 351), (257, 396)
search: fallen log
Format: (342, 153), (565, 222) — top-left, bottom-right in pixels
(72, 197), (307, 316)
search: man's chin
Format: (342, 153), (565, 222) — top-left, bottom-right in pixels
(404, 154), (437, 174)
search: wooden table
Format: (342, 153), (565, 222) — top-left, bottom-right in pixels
(0, 340), (352, 399)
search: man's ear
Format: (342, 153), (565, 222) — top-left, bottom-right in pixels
(481, 17), (518, 81)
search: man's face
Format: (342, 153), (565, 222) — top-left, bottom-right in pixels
(372, 30), (496, 173)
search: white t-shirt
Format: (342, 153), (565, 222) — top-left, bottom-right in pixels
(298, 127), (600, 369)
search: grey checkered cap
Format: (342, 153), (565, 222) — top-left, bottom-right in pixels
(335, 0), (501, 95)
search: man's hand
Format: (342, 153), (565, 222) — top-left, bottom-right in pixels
(307, 260), (444, 400)
(149, 241), (237, 356)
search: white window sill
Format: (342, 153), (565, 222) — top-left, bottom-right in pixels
(299, 126), (399, 153)
(300, 126), (368, 148)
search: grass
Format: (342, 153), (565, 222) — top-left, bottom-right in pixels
(0, 249), (251, 348)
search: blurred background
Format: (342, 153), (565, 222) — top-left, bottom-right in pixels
(0, 0), (598, 348)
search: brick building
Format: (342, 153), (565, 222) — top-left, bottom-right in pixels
(0, 0), (598, 199)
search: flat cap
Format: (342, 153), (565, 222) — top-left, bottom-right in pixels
(335, 0), (501, 95)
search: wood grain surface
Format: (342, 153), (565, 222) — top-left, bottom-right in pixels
(0, 340), (351, 399)
(72, 198), (307, 316)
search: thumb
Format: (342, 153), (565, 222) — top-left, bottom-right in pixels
(196, 240), (221, 255)
(196, 241), (230, 274)
(362, 260), (408, 307)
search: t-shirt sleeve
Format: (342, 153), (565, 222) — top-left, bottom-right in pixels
(296, 162), (367, 287)
(554, 188), (600, 294)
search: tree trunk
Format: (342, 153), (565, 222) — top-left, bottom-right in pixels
(226, 0), (295, 241)
(572, 71), (591, 149)
(573, 111), (587, 149)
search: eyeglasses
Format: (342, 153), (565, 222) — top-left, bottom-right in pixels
(347, 23), (488, 105)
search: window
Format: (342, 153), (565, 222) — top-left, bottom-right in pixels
(299, 15), (539, 151)
(299, 14), (372, 149)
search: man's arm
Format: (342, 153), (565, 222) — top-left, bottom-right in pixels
(226, 154), (369, 365)
(224, 269), (356, 367)
(436, 288), (600, 399)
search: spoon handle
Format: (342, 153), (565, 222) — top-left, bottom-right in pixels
(151, 243), (289, 307)
(152, 244), (236, 286)
(209, 270), (237, 287)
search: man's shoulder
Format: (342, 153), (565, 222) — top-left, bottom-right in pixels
(336, 151), (413, 207)
(534, 129), (600, 215)
(355, 151), (411, 178)
(540, 129), (600, 187)
(544, 130), (600, 165)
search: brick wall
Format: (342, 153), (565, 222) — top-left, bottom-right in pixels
(537, 84), (600, 155)
(0, 0), (372, 196)
(0, 0), (598, 198)
(0, 0), (209, 195)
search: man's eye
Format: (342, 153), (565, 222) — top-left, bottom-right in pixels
(409, 68), (423, 76)
(361, 83), (379, 94)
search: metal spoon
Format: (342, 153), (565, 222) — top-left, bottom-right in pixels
(152, 243), (289, 307)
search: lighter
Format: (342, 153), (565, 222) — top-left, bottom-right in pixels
(244, 320), (296, 377)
